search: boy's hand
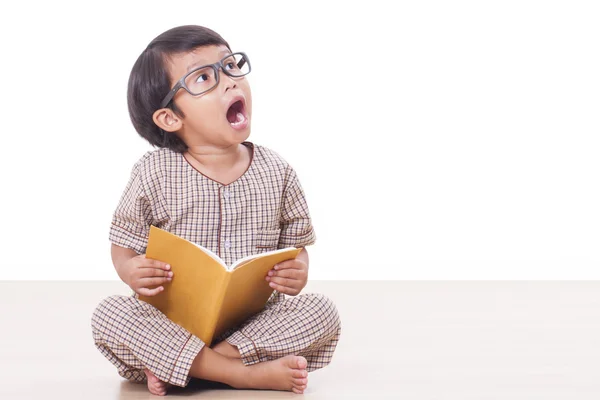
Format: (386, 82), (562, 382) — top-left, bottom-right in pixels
(265, 258), (308, 296)
(121, 254), (173, 297)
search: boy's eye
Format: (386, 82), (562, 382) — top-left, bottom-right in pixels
(225, 62), (237, 71)
(185, 67), (215, 92)
(195, 73), (209, 83)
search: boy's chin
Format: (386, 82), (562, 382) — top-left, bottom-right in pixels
(227, 125), (251, 143)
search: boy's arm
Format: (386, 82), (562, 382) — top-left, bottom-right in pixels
(109, 159), (154, 255)
(267, 165), (315, 296)
(112, 244), (173, 297)
(108, 158), (171, 296)
(265, 247), (309, 296)
(277, 166), (316, 249)
(296, 247), (309, 269)
(111, 244), (139, 279)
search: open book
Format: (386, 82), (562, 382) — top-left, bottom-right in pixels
(138, 226), (301, 345)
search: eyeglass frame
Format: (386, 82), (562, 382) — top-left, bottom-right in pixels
(159, 51), (251, 109)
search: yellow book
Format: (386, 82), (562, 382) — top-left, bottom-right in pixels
(138, 226), (301, 346)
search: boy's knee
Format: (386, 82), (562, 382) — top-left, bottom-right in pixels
(305, 293), (341, 334)
(91, 295), (134, 332)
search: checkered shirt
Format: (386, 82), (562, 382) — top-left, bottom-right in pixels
(109, 142), (316, 266)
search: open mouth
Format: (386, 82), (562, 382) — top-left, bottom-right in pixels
(226, 100), (247, 127)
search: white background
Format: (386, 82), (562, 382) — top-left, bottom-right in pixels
(0, 0), (598, 280)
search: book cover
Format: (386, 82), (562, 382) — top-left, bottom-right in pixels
(139, 226), (301, 345)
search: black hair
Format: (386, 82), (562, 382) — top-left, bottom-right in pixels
(127, 25), (231, 153)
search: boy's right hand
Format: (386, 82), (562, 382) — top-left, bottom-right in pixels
(121, 254), (173, 297)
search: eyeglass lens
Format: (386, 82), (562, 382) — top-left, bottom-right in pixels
(185, 53), (250, 95)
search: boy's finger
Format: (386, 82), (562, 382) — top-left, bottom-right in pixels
(139, 277), (172, 287)
(273, 260), (302, 270)
(140, 268), (173, 278)
(268, 276), (300, 288)
(267, 269), (302, 279)
(141, 256), (171, 270)
(138, 264), (172, 274)
(137, 286), (164, 297)
(148, 259), (171, 269)
(268, 282), (297, 295)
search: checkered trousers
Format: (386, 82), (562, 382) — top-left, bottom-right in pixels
(92, 291), (341, 387)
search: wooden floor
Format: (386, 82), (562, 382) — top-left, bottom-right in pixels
(1, 280), (600, 399)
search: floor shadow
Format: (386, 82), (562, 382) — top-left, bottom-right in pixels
(179, 378), (235, 392)
(118, 378), (235, 398)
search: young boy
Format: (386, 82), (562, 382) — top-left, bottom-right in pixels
(91, 25), (341, 396)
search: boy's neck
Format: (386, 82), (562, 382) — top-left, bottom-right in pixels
(183, 143), (252, 184)
(186, 143), (244, 166)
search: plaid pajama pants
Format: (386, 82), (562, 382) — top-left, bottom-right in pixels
(91, 291), (341, 387)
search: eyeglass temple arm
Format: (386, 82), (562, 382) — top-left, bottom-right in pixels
(160, 82), (183, 108)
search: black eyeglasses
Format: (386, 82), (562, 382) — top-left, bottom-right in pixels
(159, 52), (251, 109)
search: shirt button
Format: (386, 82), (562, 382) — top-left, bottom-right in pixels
(224, 239), (231, 249)
(224, 189), (230, 199)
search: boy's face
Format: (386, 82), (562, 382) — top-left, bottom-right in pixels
(159, 45), (252, 148)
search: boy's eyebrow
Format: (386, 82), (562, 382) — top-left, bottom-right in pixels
(186, 50), (233, 72)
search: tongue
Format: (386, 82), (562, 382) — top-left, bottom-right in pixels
(227, 106), (237, 123)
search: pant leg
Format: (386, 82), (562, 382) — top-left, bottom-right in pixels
(224, 292), (341, 372)
(91, 295), (205, 387)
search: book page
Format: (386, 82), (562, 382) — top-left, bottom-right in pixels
(230, 247), (298, 271)
(213, 248), (301, 340)
(191, 242), (226, 269)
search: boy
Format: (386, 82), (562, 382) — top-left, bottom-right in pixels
(91, 25), (341, 396)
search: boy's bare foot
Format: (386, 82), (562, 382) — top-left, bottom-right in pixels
(189, 346), (309, 394)
(144, 368), (171, 396)
(237, 355), (309, 394)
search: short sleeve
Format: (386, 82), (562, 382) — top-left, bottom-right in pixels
(109, 161), (153, 254)
(278, 166), (316, 249)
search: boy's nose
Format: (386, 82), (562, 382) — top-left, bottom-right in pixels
(221, 72), (238, 92)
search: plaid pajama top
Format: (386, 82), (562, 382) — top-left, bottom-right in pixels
(109, 142), (316, 266)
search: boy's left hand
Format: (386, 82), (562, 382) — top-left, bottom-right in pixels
(265, 258), (308, 296)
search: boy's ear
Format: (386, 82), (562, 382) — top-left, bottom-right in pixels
(152, 108), (182, 132)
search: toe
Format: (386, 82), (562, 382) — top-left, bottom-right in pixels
(292, 387), (305, 394)
(296, 356), (307, 369)
(292, 369), (308, 378)
(293, 378), (308, 386)
(152, 383), (166, 394)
